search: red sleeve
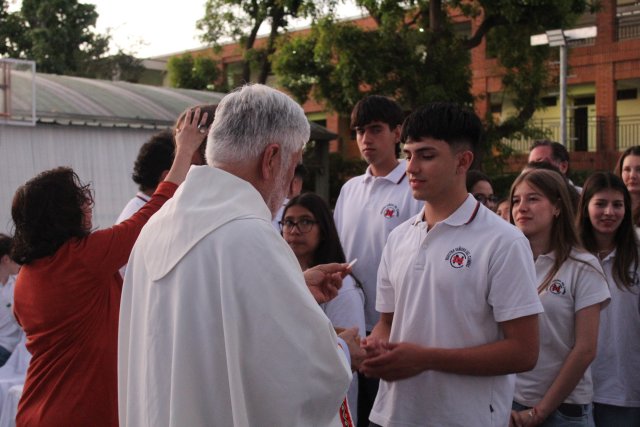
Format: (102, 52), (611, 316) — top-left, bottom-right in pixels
(77, 181), (178, 276)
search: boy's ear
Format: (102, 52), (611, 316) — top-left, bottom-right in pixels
(392, 124), (402, 144)
(456, 150), (474, 175)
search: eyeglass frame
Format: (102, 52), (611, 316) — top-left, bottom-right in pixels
(473, 193), (498, 206)
(279, 218), (319, 233)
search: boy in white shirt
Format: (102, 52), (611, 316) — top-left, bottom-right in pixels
(361, 102), (543, 427)
(333, 95), (422, 426)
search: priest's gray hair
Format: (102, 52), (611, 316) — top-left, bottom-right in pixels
(206, 84), (309, 165)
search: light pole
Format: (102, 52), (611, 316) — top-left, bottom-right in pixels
(531, 26), (597, 148)
(545, 30), (567, 147)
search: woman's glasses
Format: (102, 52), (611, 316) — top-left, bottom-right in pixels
(279, 218), (318, 233)
(473, 193), (498, 206)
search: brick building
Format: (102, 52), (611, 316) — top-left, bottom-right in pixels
(152, 0), (640, 173)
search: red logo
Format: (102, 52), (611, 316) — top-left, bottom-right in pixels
(380, 204), (400, 219)
(445, 247), (472, 268)
(549, 279), (566, 295)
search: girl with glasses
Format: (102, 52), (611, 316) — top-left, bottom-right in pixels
(281, 192), (365, 424)
(576, 172), (640, 427)
(466, 169), (497, 211)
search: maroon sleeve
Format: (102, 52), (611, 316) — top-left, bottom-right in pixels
(78, 181), (178, 276)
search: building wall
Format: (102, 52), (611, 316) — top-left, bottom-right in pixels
(160, 0), (640, 174)
(0, 124), (158, 234)
(481, 0), (640, 172)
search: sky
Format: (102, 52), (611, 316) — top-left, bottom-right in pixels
(84, 0), (364, 58)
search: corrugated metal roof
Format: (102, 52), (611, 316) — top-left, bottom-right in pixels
(6, 72), (337, 140)
(8, 71), (225, 128)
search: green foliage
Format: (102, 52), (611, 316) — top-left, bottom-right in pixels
(167, 53), (220, 90)
(273, 0), (593, 165)
(273, 13), (473, 115)
(0, 1), (28, 58)
(0, 0), (142, 79)
(84, 50), (145, 83)
(197, 0), (337, 84)
(10, 0), (108, 74)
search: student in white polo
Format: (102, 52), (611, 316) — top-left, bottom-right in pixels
(333, 95), (422, 426)
(360, 102), (543, 427)
(510, 169), (610, 427)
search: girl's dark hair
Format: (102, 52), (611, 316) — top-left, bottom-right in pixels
(577, 172), (639, 290)
(0, 234), (13, 258)
(614, 145), (640, 225)
(510, 169), (583, 292)
(11, 167), (93, 264)
(466, 169), (492, 193)
(284, 193), (346, 266)
(283, 193), (364, 291)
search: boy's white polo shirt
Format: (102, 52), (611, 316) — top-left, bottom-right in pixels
(515, 248), (610, 406)
(334, 160), (422, 331)
(592, 249), (640, 407)
(370, 194), (543, 427)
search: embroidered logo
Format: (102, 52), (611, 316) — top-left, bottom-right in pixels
(549, 279), (566, 295)
(445, 247), (472, 268)
(380, 203), (400, 219)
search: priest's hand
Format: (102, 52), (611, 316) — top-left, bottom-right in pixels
(304, 263), (349, 304)
(338, 327), (365, 371)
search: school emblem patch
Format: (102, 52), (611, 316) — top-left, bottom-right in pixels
(445, 247), (472, 268)
(380, 203), (400, 219)
(549, 279), (566, 295)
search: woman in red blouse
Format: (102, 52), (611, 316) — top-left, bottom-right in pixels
(10, 108), (209, 427)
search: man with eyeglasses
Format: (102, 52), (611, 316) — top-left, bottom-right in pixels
(333, 95), (422, 426)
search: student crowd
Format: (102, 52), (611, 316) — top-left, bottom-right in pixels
(0, 85), (637, 427)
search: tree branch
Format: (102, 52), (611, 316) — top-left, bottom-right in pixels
(463, 14), (506, 50)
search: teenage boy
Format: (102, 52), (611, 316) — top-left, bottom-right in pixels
(361, 102), (543, 427)
(333, 95), (422, 426)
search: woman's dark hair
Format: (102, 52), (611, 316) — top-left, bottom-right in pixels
(284, 193), (346, 266)
(0, 234), (12, 258)
(11, 167), (93, 264)
(466, 169), (492, 193)
(577, 172), (639, 290)
(283, 193), (364, 292)
(132, 130), (175, 192)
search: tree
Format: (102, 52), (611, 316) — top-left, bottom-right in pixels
(0, 0), (28, 58)
(197, 0), (337, 85)
(167, 53), (220, 90)
(85, 50), (145, 83)
(272, 0), (596, 170)
(0, 0), (143, 80)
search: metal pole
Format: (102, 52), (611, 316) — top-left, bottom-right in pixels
(559, 44), (567, 147)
